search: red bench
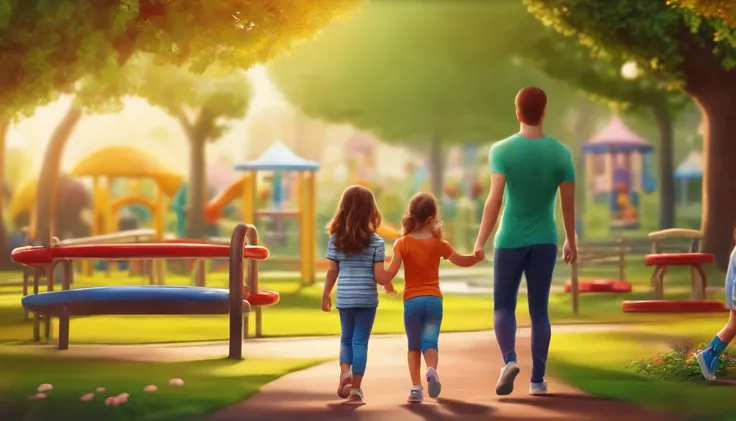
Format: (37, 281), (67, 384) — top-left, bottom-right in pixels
(645, 229), (713, 300)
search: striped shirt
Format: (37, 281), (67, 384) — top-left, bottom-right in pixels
(326, 233), (385, 309)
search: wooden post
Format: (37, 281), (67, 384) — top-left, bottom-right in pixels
(306, 171), (317, 285)
(228, 224), (247, 360)
(298, 172), (308, 285)
(244, 225), (262, 338)
(194, 259), (206, 287)
(58, 260), (72, 350)
(22, 269), (29, 321)
(44, 263), (55, 340)
(32, 268), (40, 341)
(571, 262), (579, 315)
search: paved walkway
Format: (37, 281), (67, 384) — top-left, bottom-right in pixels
(208, 328), (673, 421)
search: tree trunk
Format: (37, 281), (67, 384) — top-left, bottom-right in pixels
(187, 134), (207, 239)
(681, 40), (736, 270)
(427, 136), (444, 197)
(33, 105), (83, 244)
(650, 97), (676, 229)
(0, 119), (16, 269)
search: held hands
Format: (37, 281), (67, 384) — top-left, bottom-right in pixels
(473, 243), (486, 263)
(563, 240), (578, 265)
(383, 282), (397, 295)
(321, 293), (332, 312)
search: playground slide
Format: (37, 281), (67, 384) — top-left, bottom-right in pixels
(377, 223), (400, 241)
(204, 179), (245, 223)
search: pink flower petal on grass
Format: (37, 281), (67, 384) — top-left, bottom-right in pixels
(96, 387), (106, 393)
(169, 378), (184, 386)
(116, 393), (129, 403)
(34, 393), (47, 399)
(80, 393), (94, 402)
(37, 384), (53, 392)
(105, 397), (120, 406)
(143, 384), (157, 392)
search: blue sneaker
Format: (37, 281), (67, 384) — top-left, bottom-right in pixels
(695, 348), (719, 381)
(495, 362), (520, 395)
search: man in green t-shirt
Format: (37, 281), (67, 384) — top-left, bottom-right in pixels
(473, 86), (577, 397)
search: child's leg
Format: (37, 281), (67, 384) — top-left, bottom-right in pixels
(421, 297), (443, 398)
(338, 308), (355, 372)
(349, 307), (377, 391)
(716, 310), (736, 344)
(421, 297), (443, 369)
(337, 309), (355, 397)
(403, 298), (424, 388)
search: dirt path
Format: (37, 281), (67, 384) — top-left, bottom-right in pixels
(207, 328), (673, 421)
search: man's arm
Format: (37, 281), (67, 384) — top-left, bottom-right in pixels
(474, 172), (505, 252)
(559, 182), (576, 247)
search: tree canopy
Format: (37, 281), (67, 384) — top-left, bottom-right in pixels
(268, 0), (583, 145)
(675, 0), (736, 27)
(0, 0), (360, 119)
(523, 0), (736, 267)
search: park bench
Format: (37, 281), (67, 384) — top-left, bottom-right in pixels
(646, 228), (713, 300)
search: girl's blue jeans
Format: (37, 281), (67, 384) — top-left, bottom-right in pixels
(338, 307), (377, 376)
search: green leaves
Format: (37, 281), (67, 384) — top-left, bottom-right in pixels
(0, 0), (362, 119)
(268, 0), (584, 145)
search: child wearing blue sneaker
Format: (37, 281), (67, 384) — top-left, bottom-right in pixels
(696, 229), (736, 381)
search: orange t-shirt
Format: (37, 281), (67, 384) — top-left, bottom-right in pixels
(393, 235), (455, 301)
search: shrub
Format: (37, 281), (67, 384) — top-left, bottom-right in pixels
(627, 343), (736, 381)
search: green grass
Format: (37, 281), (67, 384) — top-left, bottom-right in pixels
(0, 348), (321, 421)
(548, 317), (735, 420)
(0, 268), (730, 344)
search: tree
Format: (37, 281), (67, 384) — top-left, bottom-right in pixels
(135, 58), (252, 238)
(523, 0), (736, 267)
(516, 26), (691, 229)
(0, 0), (360, 244)
(675, 0), (736, 26)
(268, 0), (586, 196)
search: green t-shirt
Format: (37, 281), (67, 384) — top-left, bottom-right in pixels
(489, 134), (575, 249)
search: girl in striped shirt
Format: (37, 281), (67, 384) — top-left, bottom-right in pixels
(322, 185), (396, 403)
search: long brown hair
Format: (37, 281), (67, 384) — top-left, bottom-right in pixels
(327, 185), (382, 254)
(401, 192), (442, 237)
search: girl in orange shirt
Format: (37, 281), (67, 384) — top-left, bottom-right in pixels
(381, 192), (479, 403)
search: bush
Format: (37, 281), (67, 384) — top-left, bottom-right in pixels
(627, 343), (736, 381)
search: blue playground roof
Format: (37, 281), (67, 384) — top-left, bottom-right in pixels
(233, 141), (320, 172)
(674, 151), (703, 180)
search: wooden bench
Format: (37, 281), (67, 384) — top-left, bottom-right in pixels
(646, 228), (714, 300)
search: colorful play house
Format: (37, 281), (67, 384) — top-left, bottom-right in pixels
(231, 142), (320, 285)
(582, 116), (656, 230)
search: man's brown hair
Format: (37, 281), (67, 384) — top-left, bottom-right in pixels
(401, 192), (442, 238)
(327, 185), (382, 254)
(515, 86), (547, 126)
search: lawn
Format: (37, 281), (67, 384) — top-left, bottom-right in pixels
(0, 266), (730, 344)
(0, 347), (322, 421)
(548, 317), (736, 421)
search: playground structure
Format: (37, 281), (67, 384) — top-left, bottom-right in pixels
(622, 228), (726, 313)
(203, 142), (320, 284)
(69, 145), (184, 279)
(13, 224), (278, 358)
(583, 116), (656, 230)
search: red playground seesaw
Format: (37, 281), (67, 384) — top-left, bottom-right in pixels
(10, 224), (278, 360)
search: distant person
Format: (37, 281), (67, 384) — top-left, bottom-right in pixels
(696, 228), (736, 381)
(321, 185), (396, 403)
(473, 86), (577, 396)
(379, 192), (480, 403)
